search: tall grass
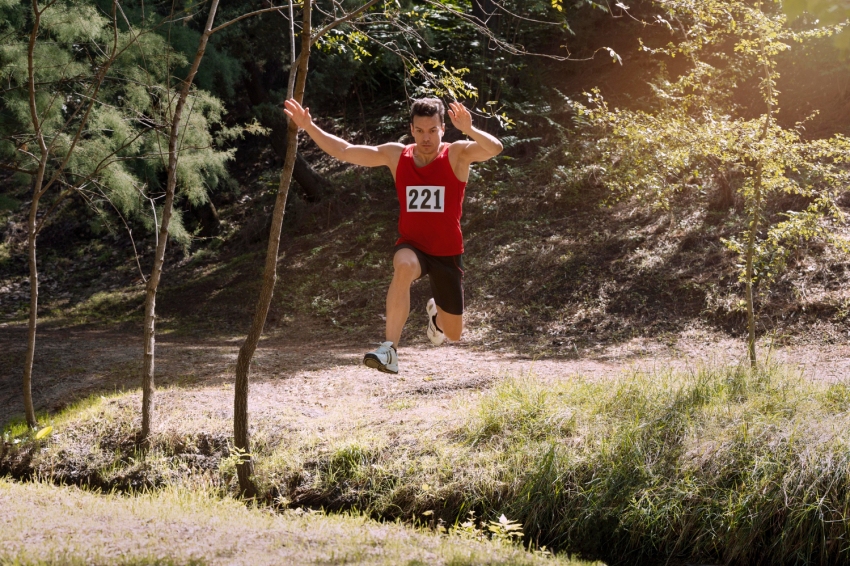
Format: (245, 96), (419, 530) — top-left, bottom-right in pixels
(257, 363), (850, 564)
(475, 365), (850, 565)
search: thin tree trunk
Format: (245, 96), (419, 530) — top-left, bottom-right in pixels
(22, 163), (46, 429)
(21, 0), (48, 429)
(243, 62), (329, 201)
(745, 22), (775, 370)
(21, 1), (120, 428)
(234, 0), (312, 498)
(141, 0), (221, 439)
(263, 111), (330, 201)
(745, 161), (762, 369)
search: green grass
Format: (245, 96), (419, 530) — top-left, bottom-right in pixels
(48, 288), (146, 326)
(5, 364), (850, 564)
(475, 364), (850, 565)
(0, 479), (591, 565)
(2, 392), (125, 442)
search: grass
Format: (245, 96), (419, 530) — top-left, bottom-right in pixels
(5, 362), (850, 564)
(493, 365), (850, 565)
(0, 479), (592, 566)
(57, 289), (146, 326)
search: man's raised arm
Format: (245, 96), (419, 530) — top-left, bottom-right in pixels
(448, 101), (503, 163)
(283, 99), (401, 168)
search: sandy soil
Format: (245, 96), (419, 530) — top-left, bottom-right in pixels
(3, 318), (849, 429)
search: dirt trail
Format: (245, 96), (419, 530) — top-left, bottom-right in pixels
(2, 320), (849, 428)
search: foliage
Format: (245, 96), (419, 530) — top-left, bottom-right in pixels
(487, 513), (525, 543)
(0, 0), (233, 247)
(218, 442), (251, 483)
(563, 0), (850, 362)
(784, 0), (850, 51)
(389, 0), (577, 126)
(238, 0), (592, 133)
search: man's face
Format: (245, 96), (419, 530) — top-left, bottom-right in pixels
(410, 114), (445, 156)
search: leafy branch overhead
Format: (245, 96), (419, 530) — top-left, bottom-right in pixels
(313, 0), (598, 127)
(784, 0), (850, 50)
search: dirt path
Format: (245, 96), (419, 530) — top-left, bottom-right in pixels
(2, 320), (849, 427)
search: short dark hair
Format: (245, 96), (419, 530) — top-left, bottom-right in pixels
(410, 97), (445, 124)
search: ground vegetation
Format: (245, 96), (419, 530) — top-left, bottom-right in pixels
(1, 478), (588, 565)
(4, 359), (850, 565)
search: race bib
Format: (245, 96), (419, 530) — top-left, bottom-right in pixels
(406, 186), (444, 213)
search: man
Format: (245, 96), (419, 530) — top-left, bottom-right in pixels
(283, 96), (503, 374)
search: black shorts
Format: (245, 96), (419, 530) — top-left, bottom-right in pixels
(394, 244), (465, 315)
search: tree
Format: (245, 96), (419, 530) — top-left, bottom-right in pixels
(205, 1), (331, 202)
(139, 0), (223, 439)
(1, 0), (163, 426)
(566, 0), (850, 366)
(232, 0), (384, 498)
(136, 0), (296, 440)
(1, 0), (236, 429)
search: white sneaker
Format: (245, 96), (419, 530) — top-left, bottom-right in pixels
(426, 298), (445, 346)
(363, 341), (399, 374)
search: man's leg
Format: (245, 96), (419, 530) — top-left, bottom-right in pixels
(427, 253), (464, 344)
(434, 305), (463, 341)
(386, 248), (422, 346)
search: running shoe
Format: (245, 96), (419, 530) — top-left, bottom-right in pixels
(363, 341), (399, 374)
(426, 298), (445, 346)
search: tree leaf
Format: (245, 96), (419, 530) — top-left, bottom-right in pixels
(35, 426), (53, 440)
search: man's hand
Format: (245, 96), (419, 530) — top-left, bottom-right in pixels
(283, 98), (312, 130)
(447, 101), (473, 135)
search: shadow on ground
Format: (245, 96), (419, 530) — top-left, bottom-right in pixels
(0, 320), (364, 426)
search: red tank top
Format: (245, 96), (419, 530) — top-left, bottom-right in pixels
(395, 143), (467, 256)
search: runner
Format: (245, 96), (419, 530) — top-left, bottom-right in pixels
(283, 96), (503, 374)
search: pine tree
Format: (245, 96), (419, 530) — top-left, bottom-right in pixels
(0, 0), (231, 427)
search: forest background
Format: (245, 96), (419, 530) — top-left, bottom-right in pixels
(3, 0), (850, 565)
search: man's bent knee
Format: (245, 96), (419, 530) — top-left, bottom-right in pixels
(392, 249), (421, 281)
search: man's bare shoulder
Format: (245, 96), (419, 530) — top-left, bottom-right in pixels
(447, 140), (475, 161)
(449, 138), (499, 164)
(376, 142), (405, 156)
(372, 142), (405, 169)
(448, 140), (475, 151)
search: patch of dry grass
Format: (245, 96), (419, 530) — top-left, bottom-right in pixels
(0, 479), (592, 566)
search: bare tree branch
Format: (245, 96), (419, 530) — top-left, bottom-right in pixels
(90, 180), (149, 283)
(418, 0), (584, 61)
(310, 0), (383, 46)
(210, 4), (305, 34)
(0, 161), (36, 175)
(486, 0), (564, 26)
